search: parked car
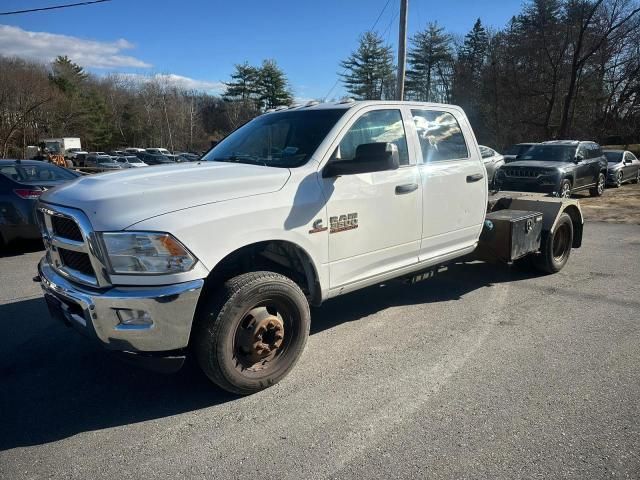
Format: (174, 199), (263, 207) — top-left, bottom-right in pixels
(604, 150), (640, 187)
(176, 152), (200, 162)
(479, 145), (505, 187)
(146, 148), (172, 156)
(503, 142), (538, 163)
(496, 140), (608, 198)
(66, 147), (88, 161)
(135, 151), (174, 165)
(108, 150), (126, 157)
(115, 155), (148, 168)
(125, 147), (146, 155)
(0, 160), (80, 247)
(85, 154), (122, 171)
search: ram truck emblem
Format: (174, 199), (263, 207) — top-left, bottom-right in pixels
(329, 213), (358, 233)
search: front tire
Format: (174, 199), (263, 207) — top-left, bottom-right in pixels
(590, 172), (606, 196)
(615, 171), (623, 187)
(194, 271), (310, 395)
(533, 213), (573, 274)
(557, 179), (571, 198)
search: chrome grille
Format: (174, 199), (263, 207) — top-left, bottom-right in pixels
(37, 203), (110, 288)
(51, 215), (83, 241)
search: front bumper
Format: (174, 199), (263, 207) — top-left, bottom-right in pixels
(496, 178), (559, 195)
(38, 258), (204, 352)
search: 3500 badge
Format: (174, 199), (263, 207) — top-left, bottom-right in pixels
(330, 213), (358, 233)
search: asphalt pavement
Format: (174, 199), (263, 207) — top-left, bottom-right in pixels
(1, 223), (639, 479)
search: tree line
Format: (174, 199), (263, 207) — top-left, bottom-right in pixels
(1, 0), (639, 159)
(0, 56), (293, 158)
(340, 0), (640, 148)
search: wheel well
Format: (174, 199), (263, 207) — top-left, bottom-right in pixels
(201, 241), (321, 306)
(561, 205), (583, 248)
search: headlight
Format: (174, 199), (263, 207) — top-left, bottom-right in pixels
(100, 232), (197, 274)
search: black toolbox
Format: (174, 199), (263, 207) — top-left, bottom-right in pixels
(477, 210), (543, 262)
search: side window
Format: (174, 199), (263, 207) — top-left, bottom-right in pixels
(480, 146), (492, 159)
(334, 109), (409, 166)
(577, 145), (588, 159)
(411, 110), (469, 162)
(594, 147), (603, 158)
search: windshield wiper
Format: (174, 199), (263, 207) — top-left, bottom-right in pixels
(213, 154), (267, 166)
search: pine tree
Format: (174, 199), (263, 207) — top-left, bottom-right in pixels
(457, 19), (489, 87)
(256, 59), (293, 109)
(340, 31), (394, 100)
(406, 22), (454, 102)
(49, 55), (87, 94)
(222, 62), (260, 101)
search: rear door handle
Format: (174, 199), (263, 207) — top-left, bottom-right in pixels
(395, 183), (419, 194)
(466, 173), (484, 183)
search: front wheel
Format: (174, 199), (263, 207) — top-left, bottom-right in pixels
(615, 171), (623, 187)
(194, 271), (310, 395)
(533, 213), (573, 274)
(557, 179), (571, 198)
(590, 173), (606, 196)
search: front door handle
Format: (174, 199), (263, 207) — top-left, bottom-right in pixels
(395, 183), (419, 194)
(466, 173), (484, 183)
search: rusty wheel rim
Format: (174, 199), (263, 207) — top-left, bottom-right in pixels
(234, 304), (289, 373)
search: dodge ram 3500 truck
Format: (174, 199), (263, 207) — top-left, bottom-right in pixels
(36, 101), (583, 394)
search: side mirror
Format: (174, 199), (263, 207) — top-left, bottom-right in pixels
(323, 142), (400, 177)
(574, 154), (583, 163)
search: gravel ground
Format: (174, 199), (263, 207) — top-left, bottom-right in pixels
(575, 181), (640, 224)
(1, 222), (639, 479)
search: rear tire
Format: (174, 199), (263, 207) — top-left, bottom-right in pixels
(533, 213), (573, 274)
(194, 271), (310, 395)
(633, 169), (640, 184)
(590, 173), (605, 196)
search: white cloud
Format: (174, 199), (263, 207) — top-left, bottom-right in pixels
(0, 24), (151, 69)
(112, 73), (225, 93)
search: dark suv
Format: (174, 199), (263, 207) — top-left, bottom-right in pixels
(495, 140), (607, 198)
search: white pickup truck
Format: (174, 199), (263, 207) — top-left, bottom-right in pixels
(36, 101), (583, 394)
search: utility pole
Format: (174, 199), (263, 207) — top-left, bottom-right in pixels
(396, 0), (408, 101)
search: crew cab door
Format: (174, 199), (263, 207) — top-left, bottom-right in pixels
(409, 108), (486, 261)
(320, 107), (422, 289)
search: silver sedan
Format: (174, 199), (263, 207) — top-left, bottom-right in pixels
(604, 150), (640, 187)
(479, 145), (505, 188)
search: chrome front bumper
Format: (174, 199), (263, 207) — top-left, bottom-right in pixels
(38, 258), (204, 352)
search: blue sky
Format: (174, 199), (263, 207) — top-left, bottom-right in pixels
(0, 0), (524, 99)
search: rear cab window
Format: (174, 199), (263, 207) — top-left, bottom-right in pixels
(410, 110), (469, 163)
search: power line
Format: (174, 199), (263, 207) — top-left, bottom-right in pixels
(0, 0), (111, 16)
(323, 0), (395, 101)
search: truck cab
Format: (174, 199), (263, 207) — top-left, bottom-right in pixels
(36, 101), (582, 395)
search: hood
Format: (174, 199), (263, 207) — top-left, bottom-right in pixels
(607, 162), (622, 171)
(503, 160), (568, 170)
(41, 161), (291, 230)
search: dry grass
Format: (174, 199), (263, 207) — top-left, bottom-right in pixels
(572, 182), (640, 224)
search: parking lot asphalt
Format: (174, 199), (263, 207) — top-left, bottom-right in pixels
(1, 222), (639, 479)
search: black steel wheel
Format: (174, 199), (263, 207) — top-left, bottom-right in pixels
(533, 213), (574, 274)
(590, 173), (606, 196)
(194, 271), (310, 395)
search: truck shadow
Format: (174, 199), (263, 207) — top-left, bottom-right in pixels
(0, 260), (534, 451)
(0, 240), (44, 258)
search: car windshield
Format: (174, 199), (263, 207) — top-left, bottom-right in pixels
(519, 145), (575, 162)
(604, 151), (623, 163)
(0, 163), (77, 181)
(203, 109), (346, 168)
(97, 157), (115, 164)
(505, 144), (534, 156)
(126, 156), (143, 163)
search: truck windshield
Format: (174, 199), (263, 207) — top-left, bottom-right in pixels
(203, 109), (346, 168)
(519, 145), (575, 162)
